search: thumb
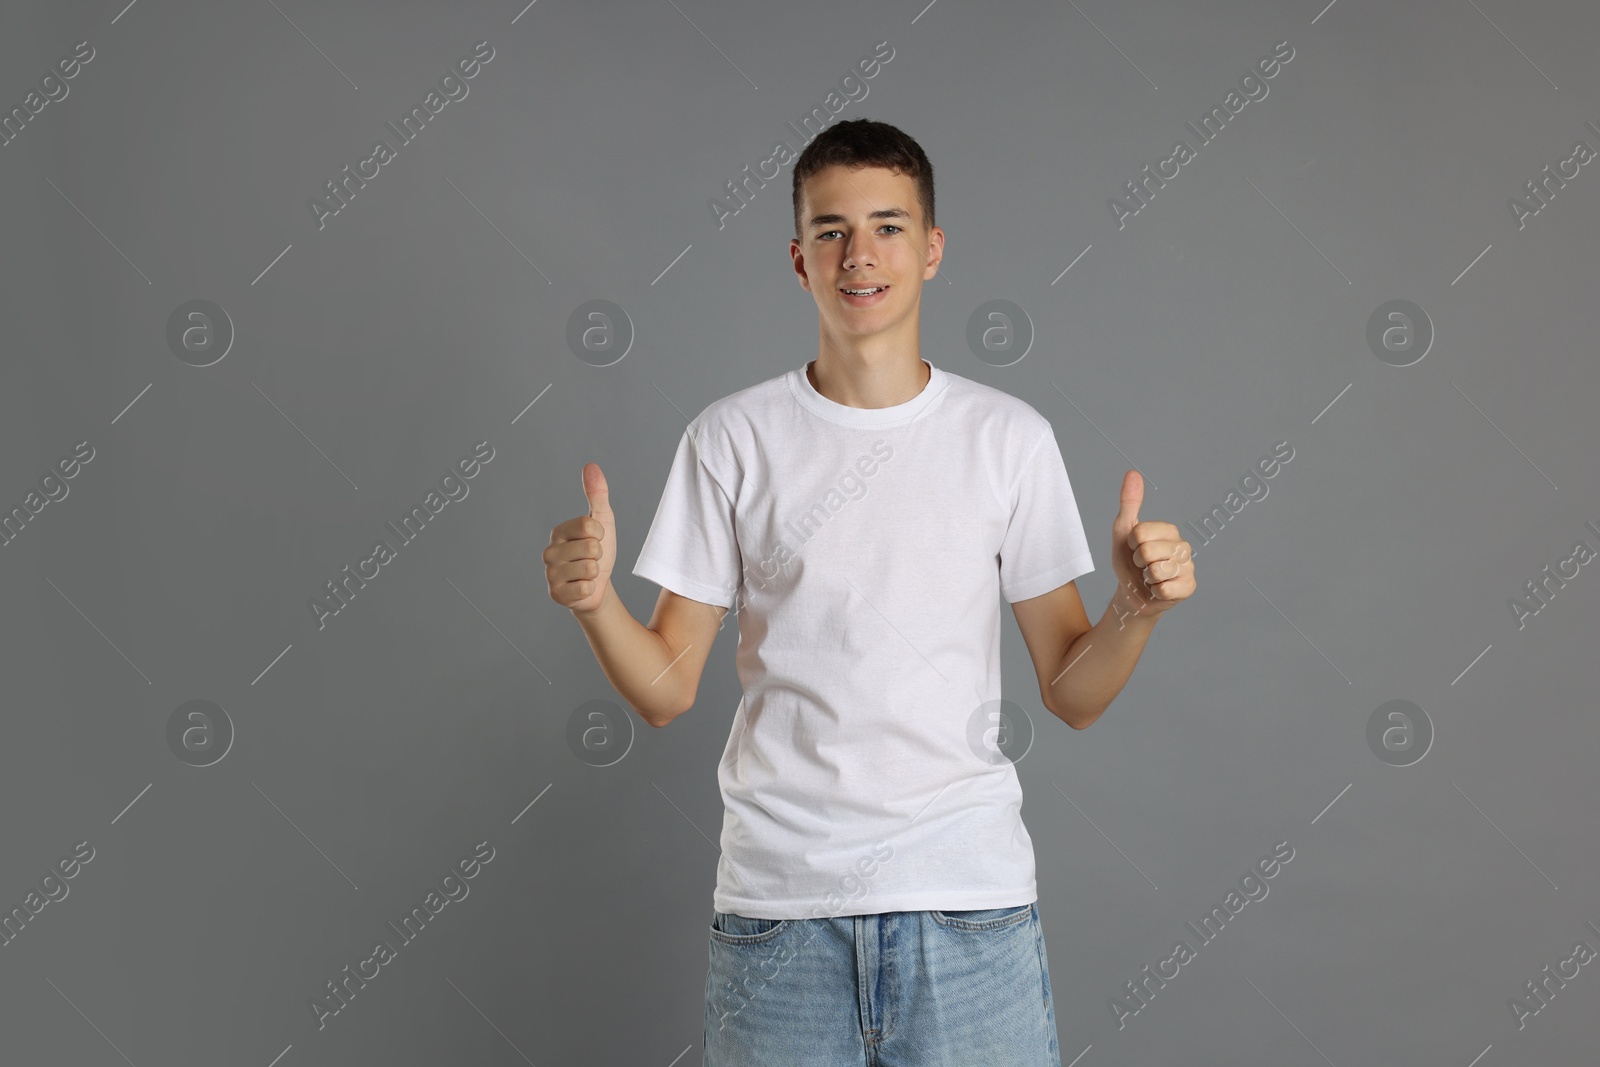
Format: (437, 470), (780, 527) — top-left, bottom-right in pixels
(1113, 469), (1143, 540)
(582, 462), (613, 521)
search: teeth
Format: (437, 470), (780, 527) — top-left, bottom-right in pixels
(843, 287), (882, 295)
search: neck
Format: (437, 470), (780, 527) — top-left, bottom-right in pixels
(807, 351), (930, 409)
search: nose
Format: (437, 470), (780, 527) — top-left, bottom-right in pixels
(842, 238), (875, 272)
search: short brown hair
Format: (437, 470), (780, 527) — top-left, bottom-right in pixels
(792, 118), (935, 241)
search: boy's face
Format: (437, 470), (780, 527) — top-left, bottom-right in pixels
(790, 163), (944, 343)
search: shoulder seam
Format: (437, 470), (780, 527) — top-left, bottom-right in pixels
(1005, 424), (1055, 504)
(687, 415), (745, 491)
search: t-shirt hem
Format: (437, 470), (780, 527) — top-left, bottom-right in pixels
(713, 885), (1038, 920)
(632, 558), (737, 610)
(1002, 552), (1096, 603)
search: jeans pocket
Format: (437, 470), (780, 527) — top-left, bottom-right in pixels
(710, 910), (790, 944)
(930, 903), (1034, 931)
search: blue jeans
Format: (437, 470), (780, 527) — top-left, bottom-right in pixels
(704, 902), (1061, 1066)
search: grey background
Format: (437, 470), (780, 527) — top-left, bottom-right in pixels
(2, 0), (1597, 1064)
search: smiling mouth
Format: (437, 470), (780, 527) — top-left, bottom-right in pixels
(839, 285), (888, 295)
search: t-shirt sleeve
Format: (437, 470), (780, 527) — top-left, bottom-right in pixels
(631, 421), (742, 610)
(999, 427), (1096, 603)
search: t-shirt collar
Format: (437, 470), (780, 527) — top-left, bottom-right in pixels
(788, 358), (948, 428)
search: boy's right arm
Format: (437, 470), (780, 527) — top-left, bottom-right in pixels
(546, 463), (727, 728)
(571, 582), (726, 728)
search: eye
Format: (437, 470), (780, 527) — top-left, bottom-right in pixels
(817, 225), (904, 241)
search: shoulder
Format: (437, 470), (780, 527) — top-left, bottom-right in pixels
(691, 369), (789, 431)
(681, 367), (793, 480)
(934, 366), (1056, 448)
(689, 367), (790, 439)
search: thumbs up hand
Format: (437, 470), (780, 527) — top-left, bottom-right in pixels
(543, 462), (618, 615)
(1109, 470), (1194, 621)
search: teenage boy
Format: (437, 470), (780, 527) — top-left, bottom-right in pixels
(544, 118), (1195, 1065)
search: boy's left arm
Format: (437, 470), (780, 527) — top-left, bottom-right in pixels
(1012, 470), (1195, 730)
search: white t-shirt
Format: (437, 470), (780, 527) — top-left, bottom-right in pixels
(632, 357), (1095, 919)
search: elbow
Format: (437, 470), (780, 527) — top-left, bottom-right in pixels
(1070, 704), (1107, 730)
(650, 694), (693, 729)
(1047, 694), (1101, 731)
(632, 699), (677, 729)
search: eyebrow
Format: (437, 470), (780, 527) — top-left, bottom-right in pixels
(806, 207), (913, 230)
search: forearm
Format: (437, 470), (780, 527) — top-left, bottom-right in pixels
(1043, 592), (1160, 729)
(571, 581), (690, 728)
